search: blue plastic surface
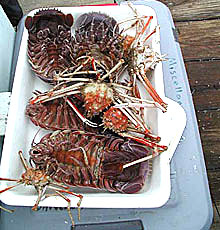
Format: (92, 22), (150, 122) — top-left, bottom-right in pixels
(0, 6), (15, 92)
(0, 1), (213, 229)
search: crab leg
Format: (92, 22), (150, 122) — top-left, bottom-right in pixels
(54, 77), (92, 82)
(131, 16), (154, 47)
(0, 182), (23, 193)
(32, 187), (46, 211)
(30, 90), (81, 104)
(59, 70), (99, 78)
(111, 83), (132, 91)
(143, 27), (157, 43)
(115, 91), (165, 111)
(115, 99), (160, 141)
(100, 59), (125, 81)
(114, 102), (158, 109)
(0, 205), (14, 213)
(114, 100), (142, 128)
(114, 15), (148, 35)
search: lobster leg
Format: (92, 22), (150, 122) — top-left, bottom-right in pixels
(57, 189), (83, 221)
(66, 98), (98, 127)
(119, 132), (167, 152)
(0, 205), (14, 213)
(137, 71), (168, 112)
(44, 189), (79, 226)
(0, 179), (23, 213)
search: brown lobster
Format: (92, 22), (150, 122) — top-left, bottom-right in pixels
(29, 130), (163, 194)
(25, 9), (74, 84)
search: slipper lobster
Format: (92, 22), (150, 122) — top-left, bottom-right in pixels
(29, 130), (160, 194)
(25, 9), (74, 84)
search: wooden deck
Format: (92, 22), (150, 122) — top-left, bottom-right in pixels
(16, 0), (220, 228)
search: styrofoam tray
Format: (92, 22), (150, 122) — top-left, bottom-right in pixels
(0, 4), (186, 209)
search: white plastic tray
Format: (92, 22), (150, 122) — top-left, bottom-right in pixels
(0, 4), (186, 209)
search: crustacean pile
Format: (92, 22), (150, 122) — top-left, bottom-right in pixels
(0, 3), (168, 226)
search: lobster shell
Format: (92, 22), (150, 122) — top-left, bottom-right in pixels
(25, 9), (74, 84)
(30, 130), (152, 194)
(25, 97), (85, 131)
(72, 12), (125, 79)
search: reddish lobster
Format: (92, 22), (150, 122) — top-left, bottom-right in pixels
(25, 9), (74, 84)
(23, 6), (169, 197)
(29, 130), (165, 194)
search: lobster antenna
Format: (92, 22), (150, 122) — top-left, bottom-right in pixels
(18, 150), (29, 171)
(31, 128), (41, 147)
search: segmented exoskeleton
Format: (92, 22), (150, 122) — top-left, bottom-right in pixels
(25, 7), (169, 192)
(26, 96), (84, 131)
(29, 130), (156, 194)
(26, 10), (168, 149)
(25, 9), (74, 84)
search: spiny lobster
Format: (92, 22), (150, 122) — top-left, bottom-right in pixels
(0, 150), (82, 226)
(29, 130), (165, 194)
(25, 6), (168, 150)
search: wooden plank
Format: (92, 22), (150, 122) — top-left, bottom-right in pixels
(175, 19), (220, 59)
(202, 140), (220, 170)
(211, 200), (220, 229)
(185, 61), (220, 88)
(196, 110), (220, 171)
(197, 110), (220, 140)
(18, 0), (114, 14)
(192, 90), (220, 111)
(211, 202), (220, 230)
(158, 0), (220, 21)
(207, 171), (220, 201)
(211, 223), (220, 230)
